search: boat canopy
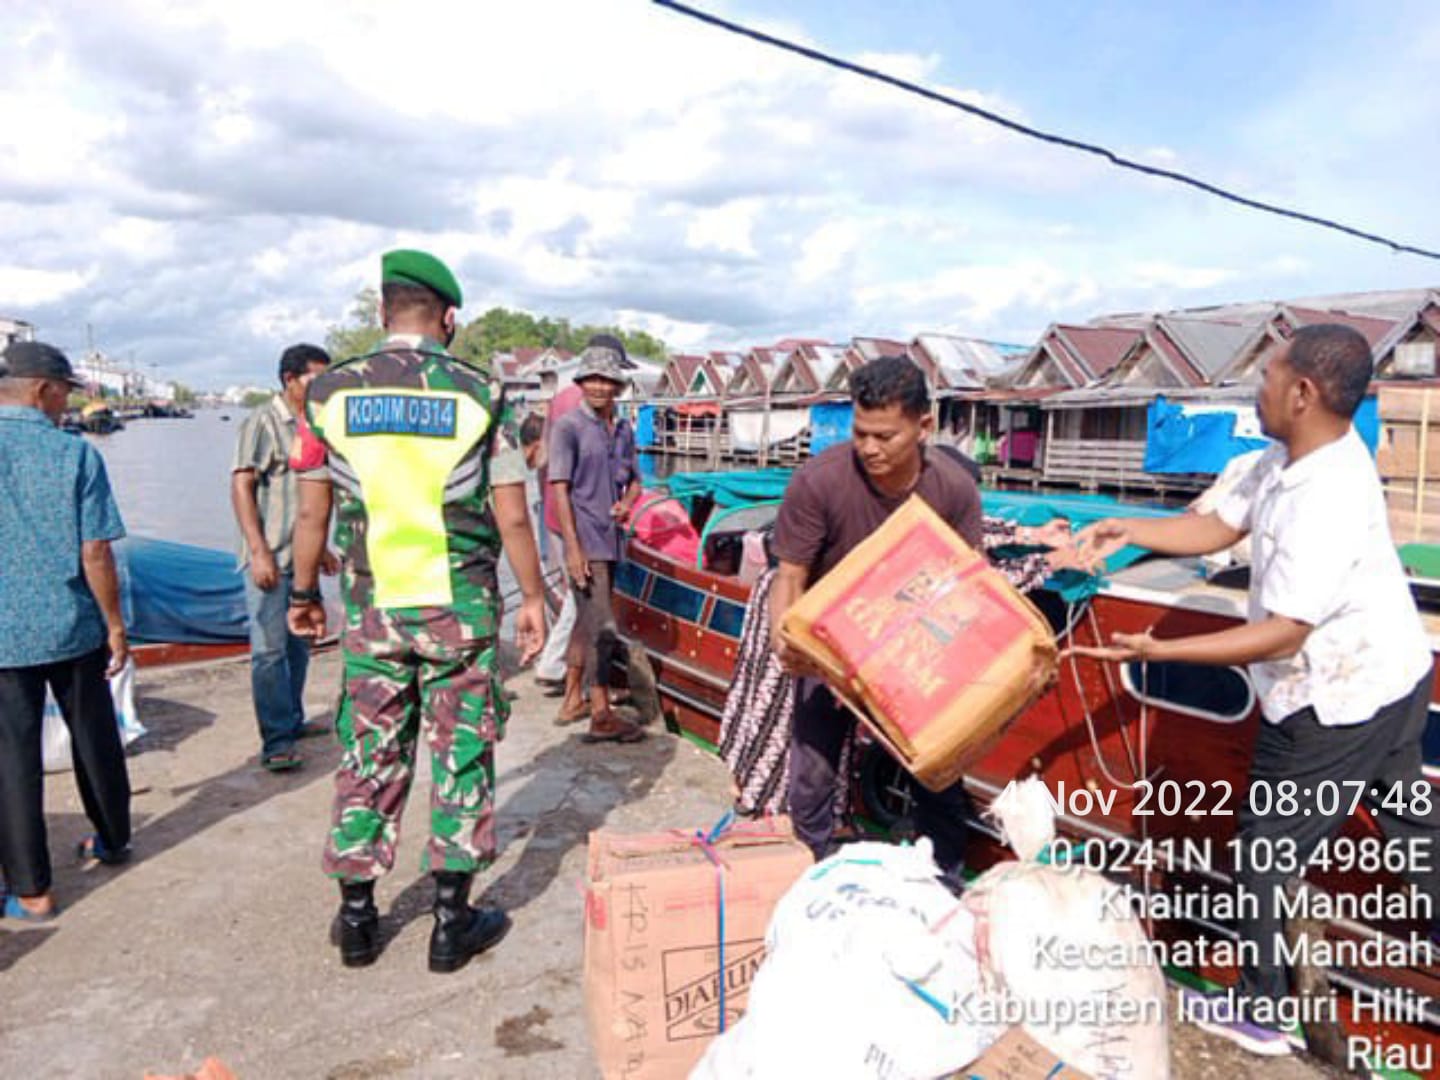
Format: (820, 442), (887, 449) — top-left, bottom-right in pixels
(658, 467), (1183, 600)
(664, 468), (793, 508)
(115, 537), (248, 644)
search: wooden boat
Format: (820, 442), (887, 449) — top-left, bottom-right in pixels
(613, 479), (1440, 1071)
(132, 640), (251, 668)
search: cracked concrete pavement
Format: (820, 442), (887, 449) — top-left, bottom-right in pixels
(0, 650), (1331, 1079)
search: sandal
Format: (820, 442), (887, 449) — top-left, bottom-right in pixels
(3, 893), (59, 921)
(262, 750), (303, 773)
(582, 710), (647, 744)
(76, 833), (131, 866)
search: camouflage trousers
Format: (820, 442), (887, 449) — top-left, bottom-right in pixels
(323, 604), (509, 882)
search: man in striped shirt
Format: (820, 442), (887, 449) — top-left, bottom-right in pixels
(231, 343), (334, 772)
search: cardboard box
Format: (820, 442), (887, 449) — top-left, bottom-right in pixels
(1377, 422), (1440, 479)
(584, 817), (813, 1079)
(1384, 479), (1440, 517)
(1388, 506), (1440, 546)
(955, 1027), (1093, 1079)
(1378, 383), (1440, 424)
(780, 495), (1058, 792)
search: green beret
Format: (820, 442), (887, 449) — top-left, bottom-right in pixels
(381, 249), (463, 308)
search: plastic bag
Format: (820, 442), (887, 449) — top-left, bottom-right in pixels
(42, 658), (145, 774)
(692, 839), (996, 1080)
(965, 778), (1170, 1080)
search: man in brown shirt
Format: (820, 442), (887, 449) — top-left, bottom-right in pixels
(770, 356), (982, 879)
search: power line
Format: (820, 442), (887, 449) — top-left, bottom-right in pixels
(652, 0), (1440, 262)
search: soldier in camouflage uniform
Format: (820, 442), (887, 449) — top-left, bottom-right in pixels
(288, 249), (546, 973)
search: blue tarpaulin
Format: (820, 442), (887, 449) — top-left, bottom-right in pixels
(635, 404), (656, 448)
(808, 402), (853, 456)
(1354, 396), (1379, 452)
(1143, 396), (1268, 474)
(1144, 395), (1379, 475)
(115, 537), (248, 644)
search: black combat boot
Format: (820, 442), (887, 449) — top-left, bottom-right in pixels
(429, 871), (511, 974)
(333, 880), (381, 968)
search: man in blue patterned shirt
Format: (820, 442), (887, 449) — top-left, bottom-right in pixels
(0, 342), (132, 921)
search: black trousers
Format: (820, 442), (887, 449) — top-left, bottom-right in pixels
(0, 648), (131, 896)
(1236, 672), (1439, 1004)
(788, 677), (971, 875)
(567, 560), (621, 691)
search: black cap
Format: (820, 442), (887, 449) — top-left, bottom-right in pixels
(1, 341), (84, 387)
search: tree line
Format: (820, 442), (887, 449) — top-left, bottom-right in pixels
(325, 288), (668, 369)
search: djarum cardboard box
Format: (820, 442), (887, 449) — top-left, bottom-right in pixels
(954, 1026), (1093, 1079)
(583, 816), (813, 1079)
(780, 494), (1059, 792)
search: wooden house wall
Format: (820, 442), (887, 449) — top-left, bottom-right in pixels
(1041, 405), (1168, 489)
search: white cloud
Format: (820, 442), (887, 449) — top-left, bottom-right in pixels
(685, 200), (761, 257)
(614, 308), (716, 352)
(242, 301), (327, 342)
(0, 0), (1432, 388)
(857, 259), (1100, 326)
(1127, 261), (1234, 291)
(100, 217), (175, 259)
(0, 265), (92, 307)
(796, 220), (861, 283)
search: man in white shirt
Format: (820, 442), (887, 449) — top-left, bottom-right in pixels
(1078, 323), (1438, 1057)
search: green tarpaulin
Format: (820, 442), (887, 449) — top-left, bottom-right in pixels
(659, 468), (1183, 601)
(664, 468), (794, 508)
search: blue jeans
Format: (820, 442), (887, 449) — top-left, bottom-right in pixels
(535, 499), (551, 567)
(245, 572), (310, 758)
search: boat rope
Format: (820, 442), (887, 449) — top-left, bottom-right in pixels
(1087, 605), (1141, 779)
(1056, 604), (1160, 793)
(1056, 602), (1159, 932)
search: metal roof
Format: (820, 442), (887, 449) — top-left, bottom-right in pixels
(1041, 384), (1257, 410)
(1157, 316), (1259, 382)
(914, 333), (1014, 379)
(797, 344), (849, 389)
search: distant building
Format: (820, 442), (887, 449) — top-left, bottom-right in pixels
(1, 317), (36, 351)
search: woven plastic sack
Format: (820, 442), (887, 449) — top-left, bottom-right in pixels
(692, 840), (997, 1079)
(964, 779), (1169, 1080)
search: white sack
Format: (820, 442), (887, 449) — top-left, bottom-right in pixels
(965, 778), (1170, 1080)
(693, 839), (996, 1080)
(42, 658), (145, 773)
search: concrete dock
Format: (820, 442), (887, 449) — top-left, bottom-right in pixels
(0, 650), (1332, 1079)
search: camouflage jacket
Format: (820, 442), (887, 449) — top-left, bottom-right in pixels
(298, 334), (526, 621)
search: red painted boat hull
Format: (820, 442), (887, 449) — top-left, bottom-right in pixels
(615, 537), (1440, 1059)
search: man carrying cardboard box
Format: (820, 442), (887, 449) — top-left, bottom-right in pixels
(768, 355), (983, 880)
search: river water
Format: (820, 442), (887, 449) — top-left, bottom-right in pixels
(85, 409), (242, 551)
(88, 409), (689, 553)
(86, 409), (677, 626)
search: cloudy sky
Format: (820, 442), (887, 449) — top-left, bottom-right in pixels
(5, 0), (1438, 389)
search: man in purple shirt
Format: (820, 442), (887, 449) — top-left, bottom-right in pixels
(548, 337), (645, 743)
